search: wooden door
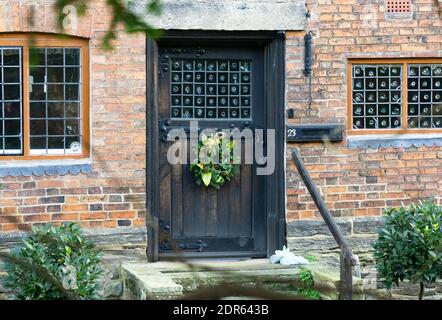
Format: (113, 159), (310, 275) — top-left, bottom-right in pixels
(156, 44), (267, 257)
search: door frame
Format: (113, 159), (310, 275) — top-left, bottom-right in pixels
(146, 30), (286, 262)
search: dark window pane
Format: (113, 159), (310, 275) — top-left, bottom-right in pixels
(65, 102), (79, 118)
(30, 137), (46, 149)
(407, 64), (442, 128)
(30, 84), (45, 100)
(5, 137), (21, 150)
(168, 58), (252, 119)
(30, 102), (46, 118)
(66, 119), (79, 135)
(48, 136), (64, 149)
(65, 48), (80, 65)
(30, 120), (46, 135)
(352, 64), (402, 129)
(65, 67), (80, 83)
(47, 84), (64, 100)
(3, 49), (20, 66)
(47, 67), (64, 83)
(48, 102), (64, 118)
(3, 67), (20, 83)
(47, 49), (63, 65)
(65, 84), (79, 101)
(4, 120), (20, 135)
(4, 84), (20, 100)
(30, 66), (45, 83)
(4, 102), (20, 118)
(29, 48), (45, 66)
(48, 120), (64, 135)
(65, 136), (81, 150)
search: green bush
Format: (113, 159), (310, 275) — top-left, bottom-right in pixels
(373, 201), (442, 299)
(3, 223), (102, 300)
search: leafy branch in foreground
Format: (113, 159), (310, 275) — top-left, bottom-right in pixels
(0, 251), (79, 300)
(54, 0), (163, 49)
(2, 223), (102, 300)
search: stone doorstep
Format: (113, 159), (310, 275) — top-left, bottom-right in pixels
(167, 269), (304, 293)
(121, 259), (396, 300)
(304, 264), (365, 300)
(122, 259), (340, 300)
(146, 259), (297, 273)
(121, 262), (183, 300)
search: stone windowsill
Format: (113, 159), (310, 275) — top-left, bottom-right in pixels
(0, 159), (92, 177)
(347, 134), (442, 149)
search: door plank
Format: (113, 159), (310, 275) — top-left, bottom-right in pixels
(171, 162), (183, 237)
(159, 143), (171, 225)
(240, 164), (252, 236)
(193, 182), (206, 236)
(217, 181), (229, 236)
(182, 164), (195, 236)
(206, 188), (218, 236)
(228, 166), (242, 236)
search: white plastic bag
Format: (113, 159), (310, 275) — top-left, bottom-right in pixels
(269, 246), (309, 265)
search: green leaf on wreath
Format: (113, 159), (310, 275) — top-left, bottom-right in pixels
(202, 171), (212, 187)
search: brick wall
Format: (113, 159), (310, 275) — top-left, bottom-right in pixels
(285, 0), (442, 221)
(1, 0), (442, 233)
(0, 0), (146, 232)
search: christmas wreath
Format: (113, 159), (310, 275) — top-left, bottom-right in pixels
(189, 132), (239, 189)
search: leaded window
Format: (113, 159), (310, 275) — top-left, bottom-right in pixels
(352, 64), (402, 129)
(29, 48), (82, 155)
(0, 34), (89, 160)
(170, 59), (252, 119)
(0, 48), (22, 155)
(407, 65), (442, 128)
(349, 60), (442, 132)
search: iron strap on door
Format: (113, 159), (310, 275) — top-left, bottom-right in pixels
(159, 219), (209, 252)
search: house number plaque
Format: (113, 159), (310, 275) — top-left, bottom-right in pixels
(286, 124), (343, 142)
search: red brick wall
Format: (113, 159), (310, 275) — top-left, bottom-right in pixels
(0, 0), (146, 231)
(2, 0), (442, 232)
(285, 0), (442, 220)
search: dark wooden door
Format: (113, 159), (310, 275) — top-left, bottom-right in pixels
(156, 44), (267, 257)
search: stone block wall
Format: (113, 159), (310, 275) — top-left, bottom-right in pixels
(286, 217), (384, 267)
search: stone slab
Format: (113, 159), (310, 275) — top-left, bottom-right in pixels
(287, 219), (352, 237)
(287, 235), (377, 255)
(147, 258), (298, 273)
(353, 217), (384, 234)
(131, 0), (307, 31)
(121, 262), (183, 300)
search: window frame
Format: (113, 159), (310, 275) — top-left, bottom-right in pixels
(0, 33), (90, 160)
(347, 58), (442, 135)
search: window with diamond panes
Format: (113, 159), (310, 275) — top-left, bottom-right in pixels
(352, 65), (403, 129)
(0, 48), (22, 155)
(170, 59), (252, 119)
(29, 48), (82, 155)
(407, 65), (442, 128)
